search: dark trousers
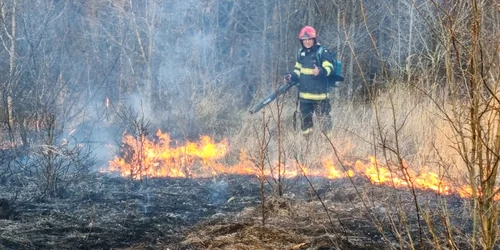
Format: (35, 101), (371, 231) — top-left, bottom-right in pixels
(299, 99), (332, 132)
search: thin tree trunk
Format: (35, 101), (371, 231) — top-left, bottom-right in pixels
(5, 0), (16, 146)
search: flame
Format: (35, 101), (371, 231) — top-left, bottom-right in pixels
(106, 130), (499, 200)
(108, 130), (228, 179)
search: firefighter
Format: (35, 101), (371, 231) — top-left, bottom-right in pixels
(284, 26), (334, 136)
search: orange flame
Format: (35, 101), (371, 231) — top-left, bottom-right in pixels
(108, 130), (228, 179)
(106, 130), (498, 200)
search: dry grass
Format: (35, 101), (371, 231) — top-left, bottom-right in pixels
(177, 193), (383, 250)
(235, 82), (465, 177)
(225, 81), (485, 249)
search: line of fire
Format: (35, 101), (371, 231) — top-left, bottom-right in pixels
(103, 129), (495, 201)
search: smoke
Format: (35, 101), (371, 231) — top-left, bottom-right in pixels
(7, 0), (442, 169)
(209, 180), (230, 207)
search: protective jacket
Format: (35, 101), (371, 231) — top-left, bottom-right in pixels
(291, 44), (334, 101)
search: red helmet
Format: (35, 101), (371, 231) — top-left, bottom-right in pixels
(298, 26), (317, 40)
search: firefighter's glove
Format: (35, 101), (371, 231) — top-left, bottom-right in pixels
(283, 73), (292, 83)
(314, 64), (327, 77)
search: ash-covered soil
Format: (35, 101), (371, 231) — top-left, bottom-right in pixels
(0, 173), (470, 250)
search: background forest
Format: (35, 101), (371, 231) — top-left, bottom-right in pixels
(1, 0), (500, 249)
(0, 0), (444, 142)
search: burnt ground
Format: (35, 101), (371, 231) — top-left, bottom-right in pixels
(0, 173), (471, 250)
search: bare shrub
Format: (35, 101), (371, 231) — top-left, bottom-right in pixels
(21, 112), (94, 198)
(112, 104), (151, 180)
